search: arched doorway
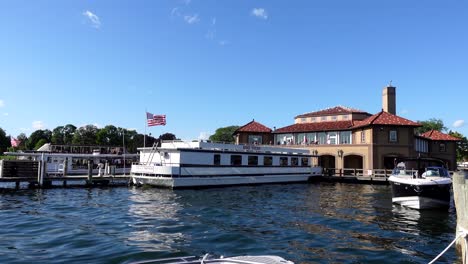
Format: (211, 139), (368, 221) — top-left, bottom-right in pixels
(344, 155), (363, 169)
(320, 155), (336, 176)
(343, 155), (363, 175)
(383, 156), (399, 170)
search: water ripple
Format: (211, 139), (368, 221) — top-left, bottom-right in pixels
(0, 183), (460, 264)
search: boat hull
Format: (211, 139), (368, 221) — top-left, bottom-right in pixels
(389, 179), (451, 209)
(132, 174), (316, 188)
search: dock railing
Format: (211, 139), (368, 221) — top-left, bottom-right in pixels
(323, 168), (393, 182)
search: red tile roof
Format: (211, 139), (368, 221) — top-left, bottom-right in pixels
(235, 120), (272, 133)
(295, 106), (370, 118)
(274, 121), (354, 133)
(420, 130), (461, 141)
(353, 110), (421, 128)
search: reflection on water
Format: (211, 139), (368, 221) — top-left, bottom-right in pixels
(127, 188), (188, 252)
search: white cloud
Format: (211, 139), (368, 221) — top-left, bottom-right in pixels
(0, 99), (4, 107)
(171, 7), (181, 18)
(184, 14), (200, 24)
(198, 132), (210, 140)
(251, 8), (268, 19)
(219, 40), (230, 46)
(32, 121), (45, 130)
(82, 10), (101, 28)
(453, 120), (465, 128)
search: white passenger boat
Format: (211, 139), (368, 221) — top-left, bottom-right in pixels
(388, 157), (452, 210)
(131, 140), (322, 188)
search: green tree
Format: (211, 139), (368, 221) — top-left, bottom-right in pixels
(448, 131), (468, 161)
(96, 125), (121, 146)
(159, 133), (177, 141)
(0, 128), (10, 153)
(72, 125), (98, 145)
(16, 133), (28, 150)
(209, 126), (240, 143)
(51, 124), (76, 145)
(416, 118), (447, 134)
(26, 129), (52, 150)
(34, 139), (48, 150)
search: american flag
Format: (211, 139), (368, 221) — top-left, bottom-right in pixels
(10, 137), (20, 147)
(146, 112), (166, 126)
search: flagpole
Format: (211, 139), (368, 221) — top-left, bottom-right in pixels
(144, 109), (147, 148)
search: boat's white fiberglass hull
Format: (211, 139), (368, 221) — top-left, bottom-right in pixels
(132, 174), (317, 188)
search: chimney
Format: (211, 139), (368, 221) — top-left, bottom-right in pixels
(382, 85), (396, 115)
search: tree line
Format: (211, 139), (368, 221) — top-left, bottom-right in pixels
(0, 124), (177, 154)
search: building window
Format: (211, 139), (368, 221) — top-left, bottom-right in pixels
(327, 132), (337, 144)
(331, 116), (337, 121)
(280, 157), (288, 166)
(248, 156), (258, 166)
(389, 130), (398, 142)
(301, 118), (306, 123)
(301, 157), (309, 167)
(439, 143), (446, 152)
(264, 156), (273, 166)
(361, 131), (366, 143)
(311, 117), (316, 122)
(321, 116), (327, 121)
(231, 155), (242, 166)
(291, 157), (299, 166)
(248, 135), (262, 145)
(318, 132), (327, 145)
(342, 115), (349, 120)
(214, 154), (221, 166)
(340, 131), (351, 144)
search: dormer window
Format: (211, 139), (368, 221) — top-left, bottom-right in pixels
(321, 116), (327, 121)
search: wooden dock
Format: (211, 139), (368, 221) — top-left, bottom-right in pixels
(0, 159), (131, 189)
(321, 168), (391, 184)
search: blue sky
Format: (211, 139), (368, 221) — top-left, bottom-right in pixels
(1, 0), (467, 140)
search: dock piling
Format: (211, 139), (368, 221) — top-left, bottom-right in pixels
(453, 170), (468, 264)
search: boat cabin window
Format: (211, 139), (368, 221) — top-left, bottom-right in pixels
(280, 157), (288, 166)
(291, 157), (299, 166)
(213, 154), (221, 166)
(301, 157), (309, 167)
(231, 155), (242, 166)
(248, 156), (258, 166)
(264, 156), (273, 166)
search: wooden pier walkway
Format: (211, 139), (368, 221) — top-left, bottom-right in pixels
(321, 168), (391, 184)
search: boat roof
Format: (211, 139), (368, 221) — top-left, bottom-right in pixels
(138, 140), (312, 155)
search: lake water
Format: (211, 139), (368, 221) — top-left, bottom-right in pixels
(0, 183), (461, 263)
